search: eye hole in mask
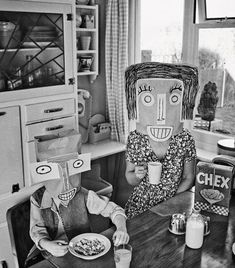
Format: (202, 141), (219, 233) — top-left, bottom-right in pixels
(36, 165), (52, 175)
(141, 92), (155, 106)
(169, 92), (181, 105)
(73, 159), (84, 169)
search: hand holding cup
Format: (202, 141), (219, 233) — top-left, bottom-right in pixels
(134, 165), (147, 181)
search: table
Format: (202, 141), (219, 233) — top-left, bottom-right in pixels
(32, 191), (235, 268)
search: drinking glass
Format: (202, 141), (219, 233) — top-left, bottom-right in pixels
(114, 244), (132, 268)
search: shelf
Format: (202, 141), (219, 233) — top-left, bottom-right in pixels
(77, 50), (96, 54)
(81, 140), (126, 160)
(0, 47), (59, 53)
(76, 5), (97, 10)
(77, 71), (97, 76)
(76, 4), (98, 81)
(76, 28), (96, 32)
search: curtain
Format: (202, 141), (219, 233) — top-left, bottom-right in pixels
(105, 0), (128, 143)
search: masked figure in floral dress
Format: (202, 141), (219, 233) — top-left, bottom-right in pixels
(124, 62), (199, 219)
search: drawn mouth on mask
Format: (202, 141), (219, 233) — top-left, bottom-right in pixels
(147, 126), (173, 142)
(58, 188), (77, 201)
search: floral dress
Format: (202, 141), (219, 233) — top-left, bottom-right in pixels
(124, 129), (196, 219)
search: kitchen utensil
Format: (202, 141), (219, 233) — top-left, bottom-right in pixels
(168, 213), (186, 235)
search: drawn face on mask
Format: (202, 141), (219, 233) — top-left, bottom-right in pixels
(31, 153), (91, 205)
(136, 78), (184, 141)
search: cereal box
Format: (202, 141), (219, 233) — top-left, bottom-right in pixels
(194, 161), (233, 216)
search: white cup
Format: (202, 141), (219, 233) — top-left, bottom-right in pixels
(148, 161), (162, 184)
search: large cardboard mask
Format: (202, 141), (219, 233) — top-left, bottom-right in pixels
(30, 153), (91, 206)
(125, 62), (198, 141)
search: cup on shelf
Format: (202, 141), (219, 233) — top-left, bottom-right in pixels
(78, 55), (93, 72)
(80, 36), (91, 50)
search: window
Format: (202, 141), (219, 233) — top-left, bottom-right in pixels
(133, 0), (235, 150)
(193, 0), (235, 137)
(140, 0), (184, 63)
(205, 0), (235, 20)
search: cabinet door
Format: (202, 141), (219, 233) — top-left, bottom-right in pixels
(0, 106), (23, 195)
(0, 0), (75, 102)
(0, 224), (15, 268)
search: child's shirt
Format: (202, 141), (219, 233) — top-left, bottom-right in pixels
(30, 188), (126, 248)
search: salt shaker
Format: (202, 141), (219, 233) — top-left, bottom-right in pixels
(185, 207), (204, 249)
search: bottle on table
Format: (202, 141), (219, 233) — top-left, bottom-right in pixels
(185, 207), (205, 249)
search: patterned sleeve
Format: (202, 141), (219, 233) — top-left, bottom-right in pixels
(184, 131), (197, 163)
(125, 131), (137, 163)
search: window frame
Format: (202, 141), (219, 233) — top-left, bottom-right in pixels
(183, 0), (235, 153)
(198, 0), (235, 23)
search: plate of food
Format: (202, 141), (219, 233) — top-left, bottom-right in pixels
(69, 233), (111, 260)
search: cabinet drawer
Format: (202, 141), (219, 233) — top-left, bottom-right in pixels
(25, 99), (76, 123)
(26, 116), (77, 142)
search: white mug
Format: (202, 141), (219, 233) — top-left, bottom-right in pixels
(148, 161), (162, 185)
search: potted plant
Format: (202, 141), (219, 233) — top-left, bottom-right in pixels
(197, 81), (219, 121)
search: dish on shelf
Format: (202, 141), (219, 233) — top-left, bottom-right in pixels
(22, 41), (56, 48)
(76, 0), (89, 4)
(28, 31), (58, 37)
(27, 25), (56, 32)
(25, 36), (56, 42)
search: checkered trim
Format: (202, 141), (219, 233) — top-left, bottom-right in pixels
(195, 201), (229, 216)
(105, 0), (128, 143)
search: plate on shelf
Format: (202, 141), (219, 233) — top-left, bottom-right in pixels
(22, 42), (56, 48)
(25, 36), (56, 42)
(69, 233), (111, 260)
(27, 26), (56, 32)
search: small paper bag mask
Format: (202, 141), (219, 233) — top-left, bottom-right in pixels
(30, 153), (91, 204)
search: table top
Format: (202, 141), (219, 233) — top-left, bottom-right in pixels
(33, 190), (235, 268)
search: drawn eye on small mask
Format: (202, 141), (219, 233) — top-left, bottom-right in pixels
(73, 159), (84, 169)
(67, 153), (91, 176)
(36, 165), (52, 175)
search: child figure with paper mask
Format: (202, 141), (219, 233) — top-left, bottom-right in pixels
(124, 62), (199, 219)
(28, 152), (129, 261)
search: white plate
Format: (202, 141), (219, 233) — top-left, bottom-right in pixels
(22, 42), (55, 48)
(69, 233), (111, 260)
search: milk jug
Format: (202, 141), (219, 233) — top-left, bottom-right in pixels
(185, 207), (204, 249)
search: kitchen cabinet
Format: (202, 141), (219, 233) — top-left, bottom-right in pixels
(0, 106), (23, 196)
(0, 0), (78, 189)
(0, 0), (75, 101)
(76, 4), (98, 83)
(0, 1), (78, 267)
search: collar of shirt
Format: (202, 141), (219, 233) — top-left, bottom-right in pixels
(40, 186), (81, 211)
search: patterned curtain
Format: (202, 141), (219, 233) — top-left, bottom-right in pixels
(105, 0), (128, 143)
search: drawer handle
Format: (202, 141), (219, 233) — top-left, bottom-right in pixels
(44, 108), (63, 113)
(0, 111), (6, 116)
(46, 125), (64, 131)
